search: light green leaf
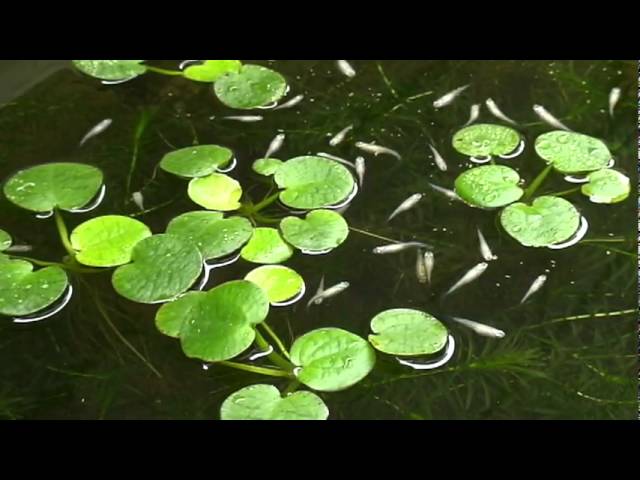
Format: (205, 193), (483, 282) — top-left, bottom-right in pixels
(183, 60), (242, 82)
(368, 309), (449, 356)
(252, 158), (283, 176)
(70, 215), (152, 267)
(188, 173), (242, 211)
(220, 384), (328, 420)
(3, 163), (103, 213)
(581, 169), (630, 204)
(274, 156), (355, 210)
(280, 210), (348, 252)
(166, 211), (252, 261)
(159, 145), (233, 178)
(245, 265), (305, 304)
(500, 195), (581, 247)
(240, 228), (293, 264)
(112, 234), (203, 304)
(535, 131), (612, 174)
(214, 64), (287, 109)
(290, 328), (376, 392)
(452, 124), (521, 157)
(454, 165), (524, 208)
(73, 60), (146, 81)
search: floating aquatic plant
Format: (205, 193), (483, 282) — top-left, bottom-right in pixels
(214, 64), (288, 109)
(580, 169), (630, 204)
(280, 209), (349, 253)
(159, 145), (234, 178)
(454, 165), (524, 208)
(452, 123), (521, 158)
(534, 131), (612, 174)
(73, 60), (147, 81)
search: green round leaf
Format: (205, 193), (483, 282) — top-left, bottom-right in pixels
(245, 265), (305, 304)
(535, 131), (612, 174)
(0, 229), (11, 251)
(159, 145), (233, 178)
(0, 259), (68, 316)
(73, 60), (147, 81)
(581, 169), (630, 204)
(220, 384), (328, 420)
(188, 173), (242, 211)
(452, 124), (521, 157)
(177, 280), (269, 362)
(214, 64), (287, 109)
(166, 211), (252, 261)
(112, 234), (203, 304)
(70, 215), (152, 267)
(280, 210), (349, 252)
(368, 309), (449, 356)
(252, 158), (283, 176)
(274, 156), (355, 210)
(501, 196), (581, 247)
(3, 163), (103, 213)
(183, 60), (242, 82)
(155, 291), (202, 339)
(454, 165), (524, 208)
(290, 328), (376, 392)
(240, 228), (293, 264)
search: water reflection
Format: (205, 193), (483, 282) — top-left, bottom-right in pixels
(12, 284), (74, 324)
(395, 335), (456, 370)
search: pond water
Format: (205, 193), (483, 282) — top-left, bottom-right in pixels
(0, 60), (637, 420)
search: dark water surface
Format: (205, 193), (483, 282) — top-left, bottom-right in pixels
(0, 60), (637, 419)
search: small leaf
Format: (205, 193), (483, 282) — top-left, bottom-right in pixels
(581, 169), (630, 204)
(500, 196), (581, 247)
(252, 158), (283, 176)
(70, 215), (152, 267)
(290, 328), (376, 392)
(166, 211), (252, 261)
(245, 265), (305, 304)
(159, 145), (233, 178)
(535, 131), (611, 174)
(274, 156), (355, 210)
(368, 309), (448, 356)
(240, 228), (293, 264)
(3, 163), (103, 213)
(183, 60), (242, 82)
(280, 210), (349, 253)
(452, 124), (521, 157)
(188, 173), (242, 211)
(220, 384), (328, 420)
(112, 234), (203, 304)
(455, 165), (524, 208)
(214, 64), (287, 109)
(0, 229), (11, 251)
(73, 60), (147, 81)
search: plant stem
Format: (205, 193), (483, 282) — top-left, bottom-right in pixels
(259, 322), (291, 359)
(523, 165), (553, 200)
(349, 226), (401, 244)
(250, 192), (281, 214)
(254, 329), (294, 371)
(54, 209), (75, 257)
(548, 187), (580, 197)
(7, 255), (63, 268)
(145, 65), (184, 76)
(126, 109), (153, 199)
(282, 380), (300, 395)
(218, 361), (292, 378)
(376, 62), (400, 99)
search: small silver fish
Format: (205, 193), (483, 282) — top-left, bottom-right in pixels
(433, 84), (470, 109)
(329, 124), (354, 146)
(306, 281), (350, 308)
(450, 317), (505, 338)
(533, 105), (572, 131)
(336, 60), (356, 78)
(463, 104), (481, 127)
(444, 262), (489, 297)
(132, 191), (144, 211)
(424, 251), (434, 285)
(79, 118), (112, 147)
(317, 152), (355, 167)
(477, 228), (498, 261)
(223, 115), (264, 122)
(4, 245), (33, 253)
(387, 193), (424, 222)
(265, 133), (285, 158)
(416, 249), (428, 284)
(355, 141), (402, 160)
(608, 87), (621, 117)
(373, 242), (429, 255)
(274, 94), (304, 110)
(429, 183), (461, 202)
(520, 274), (547, 304)
(428, 144), (448, 172)
(355, 156), (366, 187)
(485, 98), (517, 125)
